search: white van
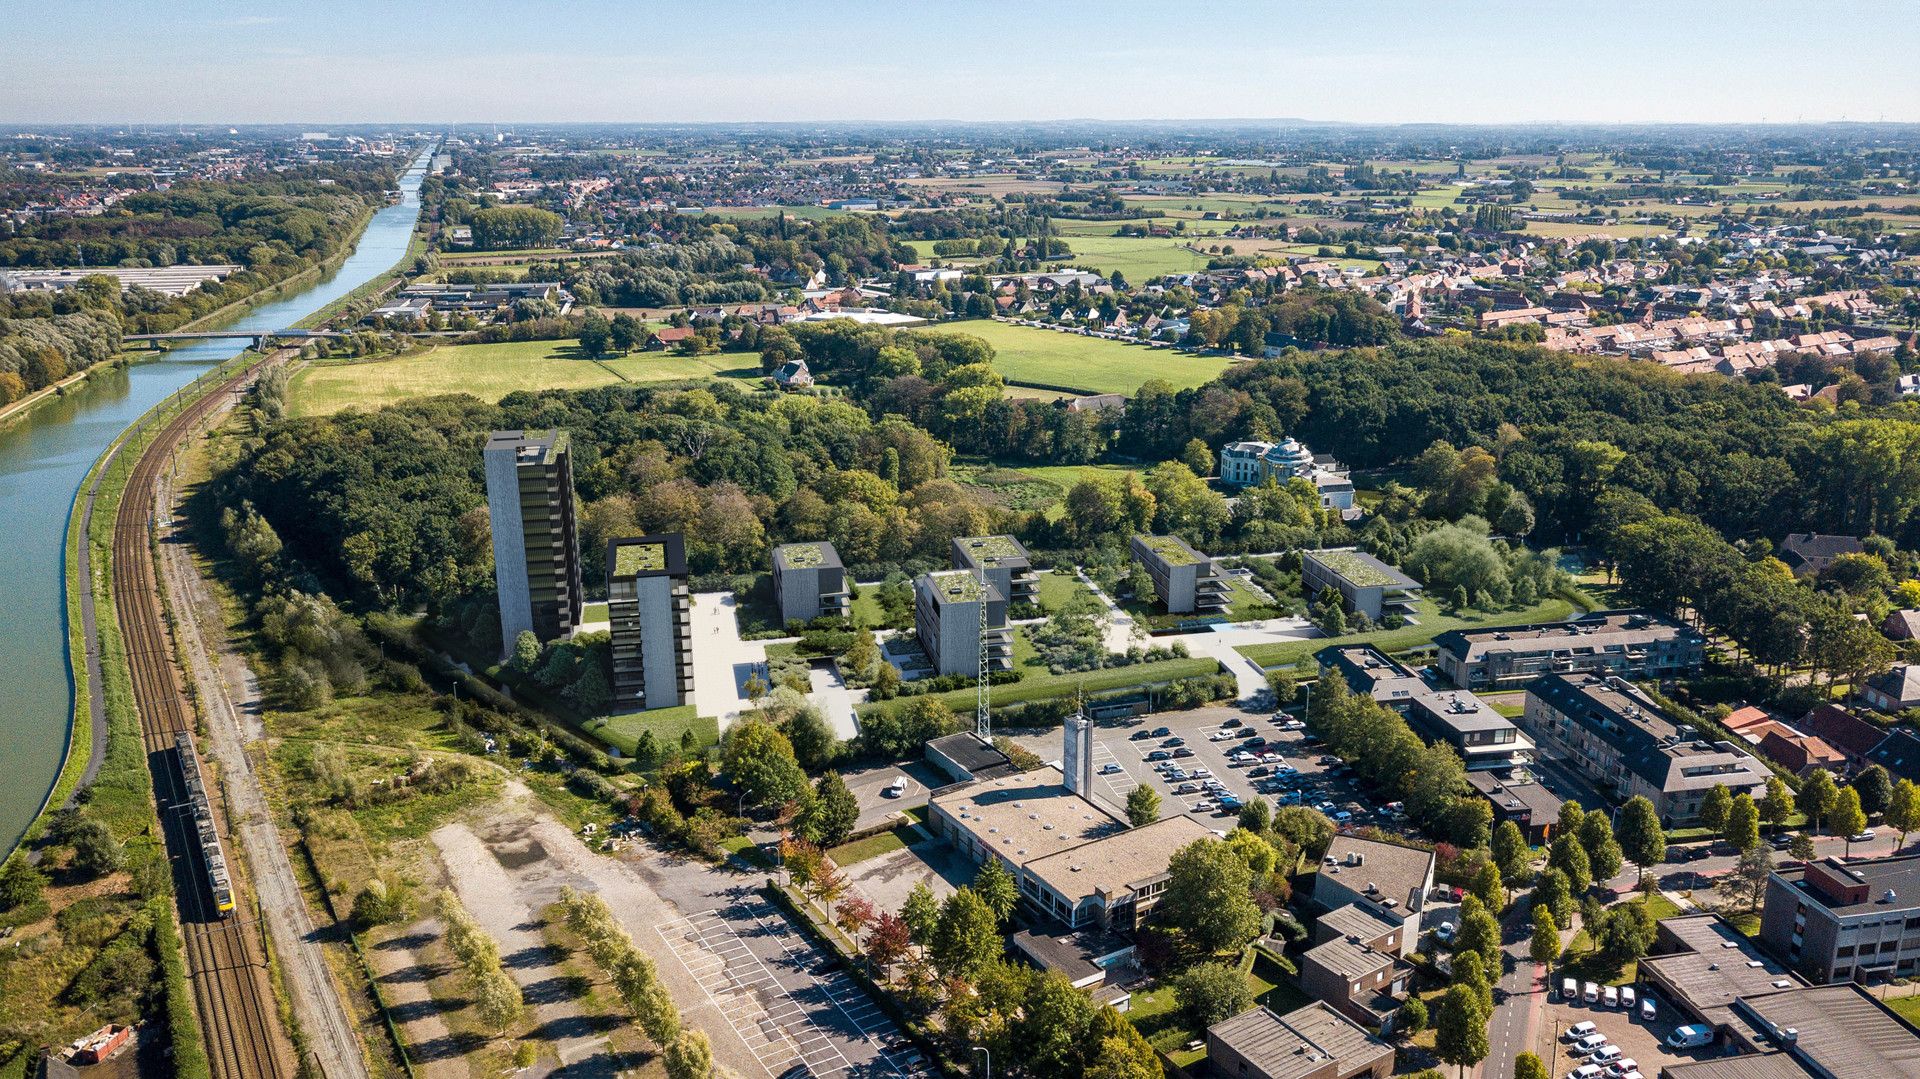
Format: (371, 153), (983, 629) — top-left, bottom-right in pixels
(1583, 980), (1600, 1003)
(1562, 977), (1579, 1001)
(1603, 985), (1619, 1008)
(1667, 1024), (1714, 1049)
(1621, 986), (1637, 1012)
(1640, 994), (1658, 1021)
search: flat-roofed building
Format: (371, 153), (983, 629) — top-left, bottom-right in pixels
(485, 429), (583, 655)
(1299, 933), (1413, 1031)
(1464, 768), (1563, 844)
(1315, 645), (1531, 770)
(770, 541), (848, 626)
(1205, 1003), (1393, 1079)
(1521, 674), (1768, 825)
(926, 760), (1214, 931)
(606, 535), (694, 711)
(1730, 983), (1920, 1076)
(914, 570), (1011, 678)
(0, 264), (240, 296)
(952, 535), (1039, 607)
(1129, 534), (1230, 615)
(1300, 548), (1420, 622)
(1761, 854), (1920, 984)
(1434, 609), (1704, 690)
(1640, 914), (1804, 1046)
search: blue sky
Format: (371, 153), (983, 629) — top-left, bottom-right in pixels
(6, 0), (1917, 125)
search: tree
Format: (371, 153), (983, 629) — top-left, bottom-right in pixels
(1160, 838), (1261, 953)
(510, 629), (542, 673)
(1855, 765), (1895, 818)
(1615, 796), (1666, 884)
(1835, 786), (1869, 856)
(1699, 785), (1733, 834)
(1558, 800), (1587, 837)
(1172, 962), (1253, 1028)
(1015, 971), (1098, 1076)
(1790, 831), (1817, 863)
(1515, 1051), (1551, 1079)
(1491, 820), (1531, 887)
(720, 718), (809, 808)
(1533, 868), (1575, 929)
(801, 774), (859, 848)
(974, 858), (1018, 924)
(1530, 903), (1562, 967)
(579, 313), (612, 358)
(931, 888), (1001, 982)
(68, 817), (121, 879)
(1182, 438), (1215, 477)
(1470, 861), (1504, 911)
(1577, 812), (1625, 884)
(1454, 895), (1502, 973)
(0, 856), (47, 912)
(866, 912), (911, 973)
(1450, 950), (1494, 1015)
(1800, 769), (1840, 835)
(1548, 833), (1591, 895)
(1126, 784), (1161, 828)
(1725, 793), (1761, 853)
(1723, 843), (1774, 912)
(1888, 779), (1920, 851)
(473, 965), (526, 1033)
(1760, 776), (1795, 836)
(1593, 901), (1657, 969)
(1395, 996), (1429, 1036)
(1237, 798), (1272, 836)
(1433, 983), (1490, 1078)
(1084, 1007), (1161, 1079)
(609, 313), (643, 353)
(664, 1029), (714, 1079)
(901, 881), (939, 945)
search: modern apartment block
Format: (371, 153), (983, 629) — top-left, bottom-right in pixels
(606, 535), (694, 711)
(1433, 609), (1705, 690)
(1300, 547), (1421, 622)
(1522, 673), (1768, 825)
(1761, 854), (1920, 984)
(951, 534), (1039, 607)
(484, 429), (583, 656)
(914, 570), (1011, 678)
(1129, 534), (1230, 615)
(1315, 644), (1532, 770)
(770, 541), (848, 626)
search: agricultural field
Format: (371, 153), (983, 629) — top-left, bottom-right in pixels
(287, 339), (764, 416)
(1050, 234), (1212, 281)
(922, 319), (1236, 395)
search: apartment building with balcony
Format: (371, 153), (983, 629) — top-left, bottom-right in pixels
(914, 570), (1011, 678)
(606, 535), (695, 711)
(484, 429), (584, 656)
(1129, 534), (1230, 615)
(1761, 854), (1920, 985)
(1433, 609), (1704, 690)
(771, 541), (849, 626)
(1300, 548), (1420, 622)
(952, 534), (1039, 607)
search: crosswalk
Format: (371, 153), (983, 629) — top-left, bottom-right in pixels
(656, 899), (930, 1079)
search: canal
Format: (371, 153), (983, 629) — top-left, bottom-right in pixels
(0, 146), (433, 855)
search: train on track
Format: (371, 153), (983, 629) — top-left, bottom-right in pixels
(175, 732), (236, 917)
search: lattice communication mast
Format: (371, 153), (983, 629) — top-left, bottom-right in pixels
(976, 589), (991, 740)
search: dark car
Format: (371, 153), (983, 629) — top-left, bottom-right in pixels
(1151, 727), (1172, 738)
(1163, 737), (1185, 747)
(1244, 737), (1267, 750)
(1221, 717), (1243, 729)
(1146, 750), (1171, 762)
(809, 957), (841, 976)
(1130, 729), (1153, 740)
(1173, 747), (1195, 759)
(1235, 727), (1258, 739)
(1248, 765), (1271, 778)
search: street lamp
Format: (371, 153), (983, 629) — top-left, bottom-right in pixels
(971, 1045), (990, 1079)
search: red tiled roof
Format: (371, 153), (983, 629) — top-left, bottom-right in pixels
(1798, 704), (1886, 760)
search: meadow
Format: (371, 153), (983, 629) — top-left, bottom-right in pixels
(287, 339), (763, 416)
(922, 319), (1236, 395)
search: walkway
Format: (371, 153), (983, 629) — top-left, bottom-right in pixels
(689, 592), (767, 730)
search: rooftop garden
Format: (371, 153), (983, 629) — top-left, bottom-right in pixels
(1309, 547), (1406, 588)
(1139, 534), (1202, 566)
(779, 542), (831, 568)
(958, 534), (1028, 565)
(613, 541), (667, 576)
(929, 570), (988, 603)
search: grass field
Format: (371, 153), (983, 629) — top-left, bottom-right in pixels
(922, 320), (1236, 395)
(1054, 234), (1212, 281)
(287, 339), (764, 415)
(866, 650), (1222, 718)
(1035, 569), (1096, 612)
(1236, 591), (1590, 670)
(584, 704), (717, 757)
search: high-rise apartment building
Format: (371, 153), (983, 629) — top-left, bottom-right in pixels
(607, 534), (695, 711)
(484, 429), (583, 656)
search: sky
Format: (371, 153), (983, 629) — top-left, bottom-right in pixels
(6, 0), (1919, 126)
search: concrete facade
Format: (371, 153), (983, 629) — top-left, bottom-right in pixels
(770, 541), (848, 626)
(1129, 534), (1229, 615)
(607, 535), (695, 711)
(913, 570), (1010, 678)
(485, 429), (583, 657)
(951, 535), (1039, 607)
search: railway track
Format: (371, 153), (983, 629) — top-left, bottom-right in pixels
(108, 355), (295, 1079)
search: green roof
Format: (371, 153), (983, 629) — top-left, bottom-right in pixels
(614, 542), (668, 576)
(928, 571), (988, 603)
(780, 542), (830, 568)
(1138, 535), (1202, 567)
(958, 535), (1028, 566)
(1310, 548), (1408, 588)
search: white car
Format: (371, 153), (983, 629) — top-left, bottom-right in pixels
(1190, 801), (1214, 813)
(1098, 763), (1122, 775)
(1567, 1066), (1602, 1079)
(1591, 1046), (1623, 1067)
(1190, 767), (1213, 779)
(1280, 719), (1306, 731)
(1851, 829), (1877, 843)
(1606, 1060), (1640, 1079)
(1562, 1021), (1597, 1042)
(883, 778), (907, 798)
(1603, 985), (1619, 1008)
(1571, 1033), (1609, 1056)
(1583, 981), (1600, 1004)
(1209, 730), (1233, 741)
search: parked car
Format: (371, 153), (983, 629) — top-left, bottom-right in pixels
(1209, 730), (1234, 742)
(1567, 1066), (1602, 1079)
(1248, 766), (1271, 778)
(884, 777), (908, 798)
(1173, 747), (1195, 759)
(1851, 829), (1877, 843)
(1150, 727), (1171, 738)
(1318, 755), (1341, 765)
(1562, 1021), (1597, 1042)
(1190, 767), (1213, 779)
(1130, 730), (1153, 741)
(1606, 1060), (1639, 1079)
(1235, 728), (1258, 739)
(1620, 986), (1637, 1012)
(1583, 981), (1600, 1004)
(1603, 986), (1619, 1008)
(1280, 719), (1306, 731)
(1571, 1033), (1609, 1057)
(1434, 922), (1456, 944)
(1190, 801), (1215, 813)
(1174, 783), (1198, 795)
(1667, 1025), (1713, 1049)
(1591, 1045), (1623, 1067)
(1562, 979), (1580, 1002)
(1221, 718), (1243, 728)
(1098, 763), (1122, 775)
(1145, 750), (1170, 762)
(1162, 737), (1185, 747)
(1332, 810), (1353, 822)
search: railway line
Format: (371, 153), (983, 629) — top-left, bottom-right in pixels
(106, 353), (295, 1079)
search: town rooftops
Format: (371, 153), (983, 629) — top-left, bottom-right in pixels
(608, 534), (685, 578)
(953, 534), (1032, 570)
(1023, 814), (1216, 907)
(1865, 664), (1920, 707)
(1659, 1055), (1811, 1079)
(772, 541), (841, 571)
(1207, 1003), (1391, 1079)
(1304, 547), (1419, 590)
(929, 765), (1126, 865)
(1434, 609), (1695, 660)
(1775, 854), (1920, 916)
(1315, 835), (1433, 914)
(1867, 730), (1920, 783)
(1464, 768), (1563, 819)
(1798, 704), (1887, 760)
(1302, 934), (1394, 980)
(1134, 534), (1208, 567)
(1778, 533), (1864, 575)
(1734, 983), (1920, 1077)
(927, 732), (1014, 779)
(1316, 901), (1405, 945)
(1641, 915), (1802, 1038)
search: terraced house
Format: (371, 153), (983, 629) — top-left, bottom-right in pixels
(606, 534), (695, 711)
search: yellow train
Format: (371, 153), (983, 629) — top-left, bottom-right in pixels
(174, 732), (235, 917)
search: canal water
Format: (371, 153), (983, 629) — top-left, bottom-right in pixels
(0, 147), (432, 855)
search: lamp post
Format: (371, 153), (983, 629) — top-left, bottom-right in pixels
(971, 1045), (990, 1079)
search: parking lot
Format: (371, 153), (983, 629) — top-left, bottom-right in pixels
(1542, 984), (1717, 1078)
(1007, 704), (1397, 832)
(656, 894), (930, 1079)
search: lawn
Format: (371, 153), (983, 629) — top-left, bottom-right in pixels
(1035, 569), (1096, 613)
(1235, 591), (1588, 670)
(1050, 234), (1212, 282)
(287, 339), (764, 416)
(865, 652), (1222, 719)
(826, 826), (914, 866)
(581, 601), (608, 623)
(583, 704), (718, 757)
(923, 319), (1236, 395)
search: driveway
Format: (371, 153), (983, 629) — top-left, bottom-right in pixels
(843, 841), (978, 914)
(807, 662), (861, 740)
(691, 591), (769, 729)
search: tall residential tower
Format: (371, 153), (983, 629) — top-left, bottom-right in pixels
(607, 535), (695, 711)
(485, 429), (583, 657)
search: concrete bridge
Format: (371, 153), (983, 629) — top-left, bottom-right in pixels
(123, 329), (346, 350)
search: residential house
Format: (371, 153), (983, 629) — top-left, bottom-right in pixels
(1883, 610), (1920, 642)
(1798, 705), (1888, 769)
(1862, 665), (1920, 715)
(1311, 836), (1434, 945)
(1205, 1004), (1393, 1079)
(1778, 533), (1864, 577)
